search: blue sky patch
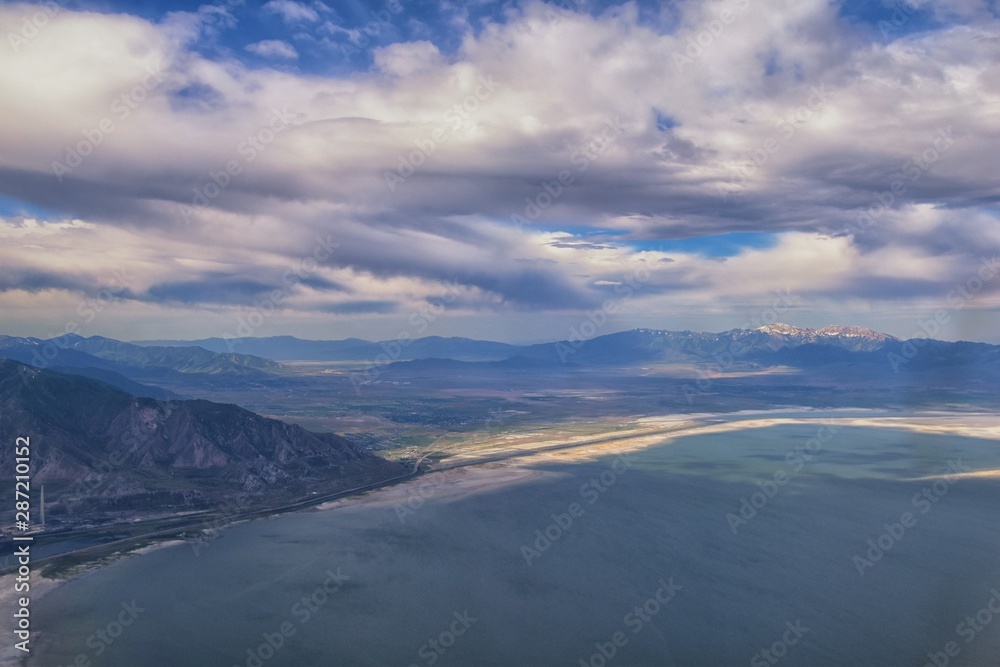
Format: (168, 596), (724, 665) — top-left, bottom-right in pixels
(628, 232), (780, 258)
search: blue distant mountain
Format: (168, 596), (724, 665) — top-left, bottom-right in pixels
(135, 334), (521, 361)
(5, 325), (999, 379)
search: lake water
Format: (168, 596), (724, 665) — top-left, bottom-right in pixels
(30, 420), (1000, 666)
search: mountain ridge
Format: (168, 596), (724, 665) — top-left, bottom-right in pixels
(0, 334), (283, 375)
(129, 324), (917, 363)
(5, 326), (998, 376)
(0, 360), (404, 517)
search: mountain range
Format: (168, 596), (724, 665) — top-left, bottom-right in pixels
(0, 333), (287, 397)
(135, 334), (522, 361)
(0, 333), (280, 373)
(132, 324), (998, 372)
(5, 325), (999, 385)
(141, 324), (897, 360)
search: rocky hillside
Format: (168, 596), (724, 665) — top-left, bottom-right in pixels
(0, 360), (404, 516)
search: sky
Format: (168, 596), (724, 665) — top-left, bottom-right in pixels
(0, 0), (999, 344)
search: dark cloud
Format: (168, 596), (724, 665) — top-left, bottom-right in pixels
(0, 269), (92, 293)
(321, 300), (398, 314)
(145, 277), (280, 305)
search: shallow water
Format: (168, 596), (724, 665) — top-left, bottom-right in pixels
(31, 422), (1000, 666)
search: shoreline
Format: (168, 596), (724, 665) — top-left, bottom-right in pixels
(317, 408), (1000, 511)
(0, 539), (186, 667)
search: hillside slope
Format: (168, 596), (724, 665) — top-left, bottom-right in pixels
(0, 360), (404, 517)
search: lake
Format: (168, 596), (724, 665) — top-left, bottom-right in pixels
(30, 418), (1000, 666)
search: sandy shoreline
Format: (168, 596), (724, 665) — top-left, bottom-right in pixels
(319, 408), (1000, 512)
(0, 539), (186, 667)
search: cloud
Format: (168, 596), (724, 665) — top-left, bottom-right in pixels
(316, 21), (361, 43)
(262, 0), (319, 24)
(0, 0), (997, 341)
(245, 39), (299, 59)
(145, 276), (284, 305)
(321, 300), (398, 314)
(374, 41), (444, 77)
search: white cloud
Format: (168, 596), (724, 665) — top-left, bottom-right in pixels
(317, 21), (361, 43)
(373, 41), (444, 77)
(0, 0), (998, 339)
(0, 218), (94, 239)
(262, 0), (319, 24)
(245, 39), (299, 59)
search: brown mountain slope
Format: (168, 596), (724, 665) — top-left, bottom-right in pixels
(0, 360), (404, 517)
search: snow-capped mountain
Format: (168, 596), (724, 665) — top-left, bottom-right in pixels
(747, 323), (900, 352)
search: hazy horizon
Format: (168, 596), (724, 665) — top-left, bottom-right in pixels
(4, 319), (1000, 347)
